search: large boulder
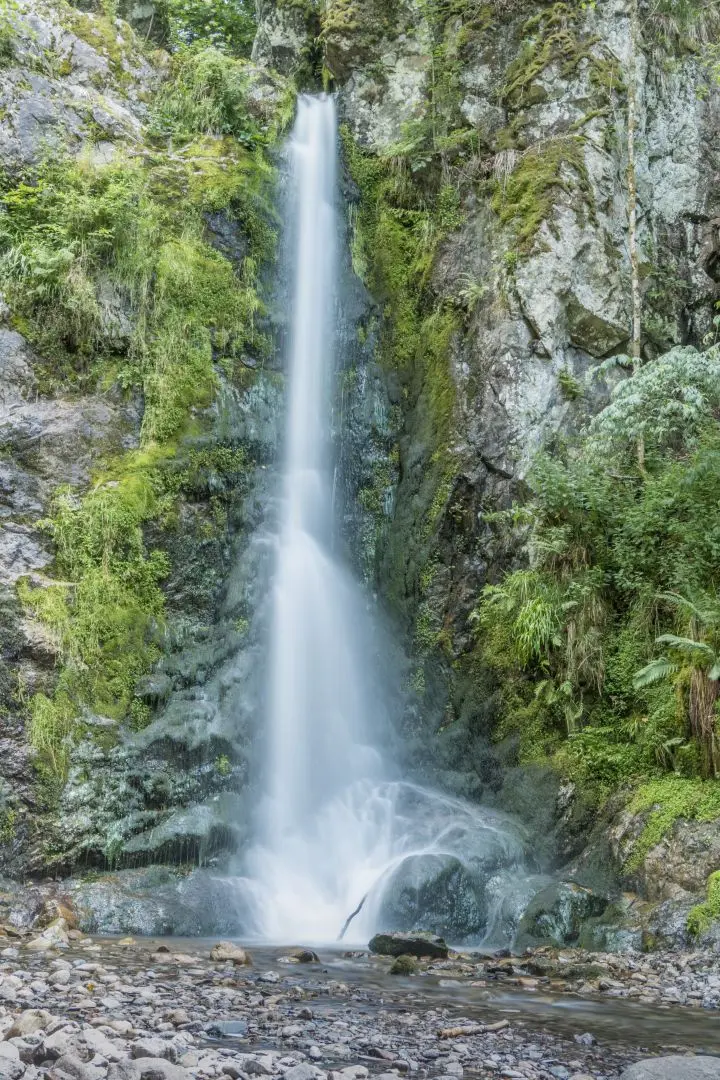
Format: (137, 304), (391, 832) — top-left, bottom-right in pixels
(369, 932), (449, 959)
(71, 866), (253, 936)
(375, 853), (485, 941)
(515, 882), (608, 950)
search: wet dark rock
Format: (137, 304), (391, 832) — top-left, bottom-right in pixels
(376, 853), (485, 942)
(204, 212), (249, 267)
(71, 867), (253, 936)
(368, 932), (449, 959)
(515, 883), (608, 950)
(285, 948), (320, 963)
(209, 942), (252, 965)
(205, 1021), (248, 1038)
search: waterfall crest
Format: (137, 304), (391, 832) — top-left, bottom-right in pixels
(239, 96), (535, 946)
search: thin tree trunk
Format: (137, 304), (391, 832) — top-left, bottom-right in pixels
(627, 0), (646, 473)
(690, 669), (720, 778)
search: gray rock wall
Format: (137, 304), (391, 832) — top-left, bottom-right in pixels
(252, 0), (720, 828)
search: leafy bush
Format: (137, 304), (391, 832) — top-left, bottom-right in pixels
(475, 344), (720, 791)
(160, 0), (256, 57)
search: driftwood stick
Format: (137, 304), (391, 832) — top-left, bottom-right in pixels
(438, 1020), (509, 1039)
(338, 892), (369, 941)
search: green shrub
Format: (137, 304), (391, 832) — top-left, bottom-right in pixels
(688, 871), (720, 937)
(150, 47), (290, 147)
(160, 0), (256, 56)
(474, 346), (720, 790)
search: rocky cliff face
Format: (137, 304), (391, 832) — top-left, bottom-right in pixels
(309, 0), (720, 750)
(0, 0), (291, 907)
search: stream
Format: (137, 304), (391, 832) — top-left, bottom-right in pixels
(87, 939), (720, 1056)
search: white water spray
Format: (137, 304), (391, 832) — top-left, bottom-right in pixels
(240, 96), (532, 946)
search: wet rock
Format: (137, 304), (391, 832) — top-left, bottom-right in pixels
(71, 867), (253, 937)
(288, 948), (320, 963)
(621, 1059), (720, 1080)
(369, 933), (449, 959)
(209, 942), (252, 966)
(205, 1021), (248, 1039)
(515, 883), (608, 949)
(376, 854), (486, 942)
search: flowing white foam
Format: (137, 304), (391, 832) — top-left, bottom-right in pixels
(239, 95), (532, 946)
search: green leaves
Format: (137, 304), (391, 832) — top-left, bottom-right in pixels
(655, 634), (715, 658)
(149, 47), (281, 148)
(475, 340), (720, 785)
(633, 657), (679, 689)
(589, 345), (720, 461)
(160, 0), (256, 57)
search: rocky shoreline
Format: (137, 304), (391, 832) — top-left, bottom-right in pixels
(1, 932), (719, 1080)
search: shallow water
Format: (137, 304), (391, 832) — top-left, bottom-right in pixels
(92, 938), (720, 1055)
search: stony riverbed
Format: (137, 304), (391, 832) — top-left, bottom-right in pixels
(1, 929), (720, 1080)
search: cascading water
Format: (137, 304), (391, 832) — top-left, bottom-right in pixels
(240, 96), (538, 946)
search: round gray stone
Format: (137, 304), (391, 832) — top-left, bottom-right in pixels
(621, 1058), (720, 1080)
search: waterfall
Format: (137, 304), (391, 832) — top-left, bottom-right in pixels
(238, 96), (535, 946)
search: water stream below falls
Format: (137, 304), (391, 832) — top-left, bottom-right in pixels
(238, 96), (535, 946)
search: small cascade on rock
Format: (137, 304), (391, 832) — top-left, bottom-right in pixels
(238, 95), (533, 946)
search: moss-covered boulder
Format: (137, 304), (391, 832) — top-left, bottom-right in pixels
(369, 931), (449, 959)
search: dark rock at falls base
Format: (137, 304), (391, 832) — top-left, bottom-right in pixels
(375, 853), (486, 942)
(515, 882), (608, 950)
(369, 932), (449, 959)
(205, 1021), (249, 1039)
(621, 1059), (720, 1080)
(287, 948), (320, 963)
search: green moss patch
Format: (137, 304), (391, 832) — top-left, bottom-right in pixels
(688, 871), (720, 937)
(0, 44), (288, 778)
(625, 777), (720, 871)
(492, 136), (592, 251)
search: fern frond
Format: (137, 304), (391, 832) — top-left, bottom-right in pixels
(633, 657), (679, 689)
(655, 634), (714, 658)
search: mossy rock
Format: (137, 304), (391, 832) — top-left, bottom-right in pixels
(375, 852), (486, 942)
(389, 953), (419, 975)
(369, 931), (449, 959)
